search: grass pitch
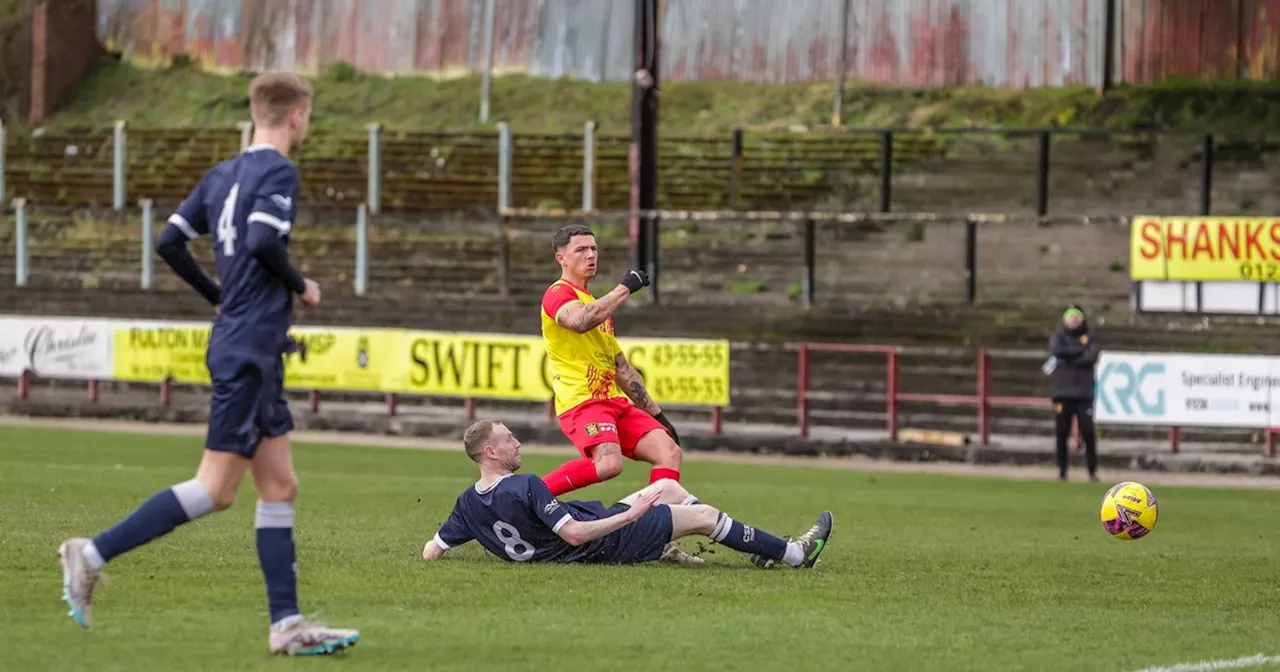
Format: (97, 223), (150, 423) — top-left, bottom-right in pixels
(3, 425), (1278, 672)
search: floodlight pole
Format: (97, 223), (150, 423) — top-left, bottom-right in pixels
(630, 0), (660, 274)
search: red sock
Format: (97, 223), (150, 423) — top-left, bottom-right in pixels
(543, 458), (602, 496)
(649, 467), (681, 484)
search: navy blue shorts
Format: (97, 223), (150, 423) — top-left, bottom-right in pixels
(568, 501), (673, 565)
(205, 353), (294, 458)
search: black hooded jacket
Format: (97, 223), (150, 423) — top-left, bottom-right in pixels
(1049, 308), (1100, 400)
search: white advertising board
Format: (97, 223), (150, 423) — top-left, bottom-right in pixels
(1095, 351), (1280, 428)
(0, 316), (114, 380)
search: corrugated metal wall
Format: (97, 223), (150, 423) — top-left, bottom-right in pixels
(94, 0), (1280, 86)
(1119, 0), (1280, 82)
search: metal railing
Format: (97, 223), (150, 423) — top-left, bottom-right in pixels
(11, 342), (1276, 456)
(0, 122), (1269, 216)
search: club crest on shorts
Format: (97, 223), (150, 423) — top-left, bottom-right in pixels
(584, 422), (600, 437)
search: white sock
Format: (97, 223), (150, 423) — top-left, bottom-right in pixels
(271, 614), (303, 632)
(172, 479), (216, 520)
(681, 494), (700, 506)
(82, 540), (106, 569)
(782, 542), (805, 567)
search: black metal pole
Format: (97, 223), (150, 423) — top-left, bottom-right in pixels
(648, 215), (661, 304)
(630, 0), (660, 270)
(879, 130), (893, 213)
(803, 218), (816, 307)
(728, 127), (743, 208)
(1035, 131), (1051, 217)
(1200, 133), (1214, 216)
(1102, 0), (1116, 93)
(964, 217), (977, 305)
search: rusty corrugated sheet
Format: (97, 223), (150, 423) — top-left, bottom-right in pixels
(93, 0), (1280, 87)
(849, 0), (1108, 87)
(1119, 0), (1280, 82)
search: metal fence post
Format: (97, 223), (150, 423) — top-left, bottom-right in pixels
(1035, 130), (1051, 217)
(582, 121), (596, 211)
(497, 122), (512, 212)
(1200, 133), (1214, 216)
(797, 343), (810, 438)
(140, 198), (154, 289)
(886, 349), (900, 441)
(14, 198), (27, 287)
(964, 216), (977, 305)
(237, 121), (253, 152)
(497, 216), (511, 298)
(647, 214), (661, 304)
(802, 218), (816, 307)
(728, 128), (744, 208)
(355, 204), (368, 297)
(113, 120), (127, 211)
(879, 130), (893, 213)
(977, 348), (991, 446)
(367, 123), (381, 214)
(0, 119), (6, 206)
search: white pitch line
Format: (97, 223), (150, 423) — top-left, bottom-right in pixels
(1132, 653), (1280, 672)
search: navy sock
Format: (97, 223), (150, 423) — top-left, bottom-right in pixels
(709, 512), (789, 561)
(91, 479), (215, 563)
(256, 501), (300, 626)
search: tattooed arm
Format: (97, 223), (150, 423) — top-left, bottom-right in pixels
(554, 285), (631, 334)
(615, 351), (662, 415)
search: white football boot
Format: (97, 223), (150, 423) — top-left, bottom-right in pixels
(57, 538), (102, 628)
(268, 618), (360, 656)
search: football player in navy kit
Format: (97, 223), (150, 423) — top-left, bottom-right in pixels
(56, 72), (358, 656)
(422, 420), (833, 569)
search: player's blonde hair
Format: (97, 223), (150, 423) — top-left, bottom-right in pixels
(249, 72), (314, 128)
(463, 420), (501, 463)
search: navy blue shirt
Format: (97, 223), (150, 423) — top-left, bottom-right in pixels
(433, 474), (612, 563)
(168, 145), (300, 359)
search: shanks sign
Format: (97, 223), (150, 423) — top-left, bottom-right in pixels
(0, 317), (113, 379)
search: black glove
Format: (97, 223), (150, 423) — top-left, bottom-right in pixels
(654, 411), (680, 445)
(620, 269), (650, 293)
(283, 337), (308, 363)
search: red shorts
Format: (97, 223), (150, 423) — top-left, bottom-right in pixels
(558, 397), (666, 459)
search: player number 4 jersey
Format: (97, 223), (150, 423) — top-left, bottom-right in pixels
(541, 280), (626, 415)
(170, 145), (299, 353)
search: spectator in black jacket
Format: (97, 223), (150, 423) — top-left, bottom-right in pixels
(1048, 305), (1100, 481)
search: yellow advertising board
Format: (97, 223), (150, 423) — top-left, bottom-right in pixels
(1131, 216), (1280, 282)
(112, 322), (214, 383)
(113, 323), (396, 391)
(111, 320), (731, 407)
(388, 331), (731, 407)
(283, 327), (398, 391)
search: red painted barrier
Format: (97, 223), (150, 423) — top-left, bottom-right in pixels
(267, 388), (725, 437)
(18, 340), (1256, 454)
(788, 342), (1201, 455)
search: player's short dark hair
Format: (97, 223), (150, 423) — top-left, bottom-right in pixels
(552, 224), (595, 252)
(463, 420), (501, 463)
(249, 71), (314, 128)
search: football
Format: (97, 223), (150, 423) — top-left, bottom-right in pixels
(1100, 481), (1159, 540)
